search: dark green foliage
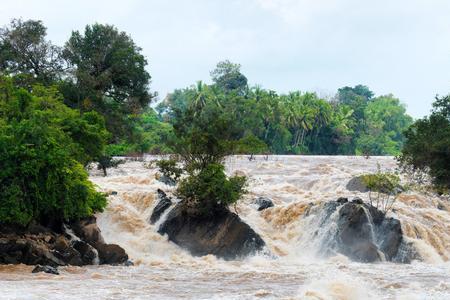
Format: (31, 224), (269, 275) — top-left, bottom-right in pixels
(176, 163), (247, 216)
(156, 159), (183, 182)
(62, 23), (153, 141)
(162, 86), (248, 216)
(159, 72), (412, 156)
(210, 60), (248, 93)
(170, 85), (243, 170)
(0, 77), (107, 226)
(236, 134), (268, 160)
(399, 95), (450, 192)
(0, 19), (64, 86)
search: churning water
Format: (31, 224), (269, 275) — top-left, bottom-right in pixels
(1, 156), (449, 299)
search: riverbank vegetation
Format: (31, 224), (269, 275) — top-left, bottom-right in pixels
(0, 17), (441, 225)
(399, 95), (450, 194)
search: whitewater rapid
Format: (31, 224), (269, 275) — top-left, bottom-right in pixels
(1, 156), (449, 299)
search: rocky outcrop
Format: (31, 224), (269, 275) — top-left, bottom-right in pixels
(149, 189), (173, 224)
(346, 176), (369, 193)
(322, 199), (403, 262)
(158, 203), (266, 260)
(156, 174), (176, 186)
(70, 216), (128, 265)
(0, 216), (128, 267)
(254, 197), (274, 211)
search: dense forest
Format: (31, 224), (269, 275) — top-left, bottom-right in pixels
(0, 18), (448, 226)
(156, 61), (413, 156)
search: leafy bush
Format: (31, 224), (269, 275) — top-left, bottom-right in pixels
(105, 142), (134, 156)
(361, 170), (403, 214)
(0, 77), (107, 226)
(0, 114), (106, 226)
(176, 163), (247, 216)
(156, 159), (183, 182)
(399, 95), (450, 193)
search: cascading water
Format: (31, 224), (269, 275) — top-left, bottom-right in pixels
(1, 156), (449, 299)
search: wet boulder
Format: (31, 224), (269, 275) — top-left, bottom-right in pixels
(336, 202), (382, 262)
(149, 189), (173, 224)
(158, 203), (266, 260)
(70, 216), (105, 245)
(69, 216), (128, 265)
(346, 176), (369, 193)
(96, 243), (128, 265)
(71, 240), (98, 265)
(375, 217), (402, 260)
(324, 199), (403, 262)
(32, 265), (59, 275)
(157, 174), (177, 186)
(1, 218), (129, 267)
(254, 196), (274, 211)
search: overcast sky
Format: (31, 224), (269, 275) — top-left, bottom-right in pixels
(1, 0), (450, 118)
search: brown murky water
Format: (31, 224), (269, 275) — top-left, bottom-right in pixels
(1, 156), (449, 299)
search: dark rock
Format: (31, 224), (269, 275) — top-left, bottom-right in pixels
(70, 216), (105, 246)
(158, 203), (266, 260)
(336, 197), (348, 204)
(337, 202), (381, 262)
(1, 217), (129, 267)
(254, 196), (274, 211)
(346, 176), (369, 193)
(96, 243), (128, 265)
(375, 217), (402, 260)
(324, 200), (404, 263)
(32, 265), (59, 275)
(351, 197), (364, 204)
(53, 245), (83, 266)
(158, 175), (176, 186)
(149, 189), (173, 224)
(71, 240), (98, 265)
(111, 191), (118, 195)
(0, 237), (66, 267)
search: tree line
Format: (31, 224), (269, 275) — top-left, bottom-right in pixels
(157, 61), (413, 156)
(0, 18), (447, 226)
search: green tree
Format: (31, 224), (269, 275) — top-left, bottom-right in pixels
(357, 95), (413, 155)
(62, 23), (153, 140)
(0, 19), (64, 86)
(0, 77), (107, 226)
(399, 95), (450, 192)
(210, 60), (248, 93)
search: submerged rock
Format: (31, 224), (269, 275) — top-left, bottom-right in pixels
(158, 203), (266, 260)
(254, 196), (274, 211)
(149, 189), (173, 224)
(32, 265), (59, 275)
